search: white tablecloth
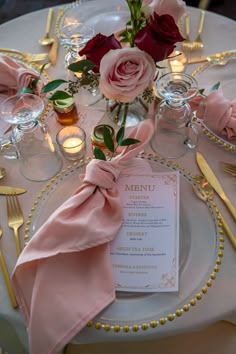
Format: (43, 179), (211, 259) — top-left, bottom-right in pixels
(0, 2), (236, 354)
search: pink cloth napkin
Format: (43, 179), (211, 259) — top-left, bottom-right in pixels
(12, 118), (154, 354)
(0, 54), (43, 104)
(190, 90), (236, 139)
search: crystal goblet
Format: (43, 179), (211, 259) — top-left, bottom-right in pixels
(0, 93), (62, 181)
(58, 22), (102, 107)
(58, 22), (95, 67)
(150, 72), (199, 159)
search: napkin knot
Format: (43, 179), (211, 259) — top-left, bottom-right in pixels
(190, 90), (236, 138)
(0, 54), (44, 104)
(82, 158), (120, 189)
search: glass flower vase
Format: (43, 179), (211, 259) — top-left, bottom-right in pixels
(106, 97), (149, 128)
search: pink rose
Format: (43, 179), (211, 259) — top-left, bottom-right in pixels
(142, 0), (186, 23)
(99, 47), (156, 103)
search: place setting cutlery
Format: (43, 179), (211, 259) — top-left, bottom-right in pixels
(182, 10), (205, 52)
(38, 8), (54, 46)
(193, 175), (236, 249)
(0, 225), (18, 308)
(0, 186), (27, 195)
(196, 152), (236, 221)
(6, 194), (24, 257)
(188, 49), (236, 65)
(219, 161), (236, 177)
(0, 48), (48, 62)
(48, 8), (64, 66)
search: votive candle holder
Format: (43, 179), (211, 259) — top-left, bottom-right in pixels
(56, 126), (86, 161)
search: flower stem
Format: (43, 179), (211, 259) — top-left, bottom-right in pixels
(121, 103), (129, 127)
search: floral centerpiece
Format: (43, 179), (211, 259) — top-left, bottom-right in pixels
(42, 0), (186, 128)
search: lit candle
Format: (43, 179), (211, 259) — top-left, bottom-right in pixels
(62, 137), (83, 154)
(168, 50), (187, 73)
(56, 126), (86, 161)
(169, 59), (185, 73)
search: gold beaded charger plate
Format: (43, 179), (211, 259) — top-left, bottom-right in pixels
(26, 153), (223, 333)
(192, 55), (236, 153)
(58, 0), (130, 37)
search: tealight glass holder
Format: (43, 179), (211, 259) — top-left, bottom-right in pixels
(168, 50), (188, 73)
(56, 126), (86, 161)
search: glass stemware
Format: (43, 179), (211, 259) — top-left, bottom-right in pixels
(58, 22), (102, 107)
(150, 72), (199, 159)
(58, 22), (95, 67)
(0, 93), (62, 181)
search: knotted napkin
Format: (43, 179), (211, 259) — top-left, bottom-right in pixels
(190, 89), (236, 139)
(0, 54), (43, 104)
(12, 118), (154, 354)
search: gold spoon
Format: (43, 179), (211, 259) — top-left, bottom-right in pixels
(39, 8), (54, 46)
(193, 175), (236, 250)
(0, 167), (6, 179)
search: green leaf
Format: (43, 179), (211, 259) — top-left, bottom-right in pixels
(198, 88), (205, 95)
(41, 80), (68, 93)
(116, 126), (125, 144)
(210, 81), (220, 92)
(119, 138), (140, 146)
(17, 87), (33, 93)
(48, 90), (72, 101)
(103, 126), (114, 153)
(68, 59), (95, 73)
(94, 146), (106, 161)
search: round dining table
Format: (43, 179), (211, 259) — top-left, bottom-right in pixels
(0, 1), (236, 354)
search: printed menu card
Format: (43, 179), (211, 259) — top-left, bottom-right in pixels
(111, 172), (180, 292)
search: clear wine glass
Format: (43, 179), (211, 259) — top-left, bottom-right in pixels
(58, 22), (102, 107)
(0, 93), (62, 181)
(150, 72), (199, 159)
(58, 22), (95, 67)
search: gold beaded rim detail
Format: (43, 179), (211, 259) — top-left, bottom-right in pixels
(24, 153), (223, 333)
(191, 58), (236, 154)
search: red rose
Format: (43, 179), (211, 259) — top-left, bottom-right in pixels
(134, 13), (184, 62)
(79, 33), (122, 71)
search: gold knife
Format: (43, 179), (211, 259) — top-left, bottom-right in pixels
(196, 152), (236, 221)
(188, 49), (236, 64)
(0, 186), (27, 195)
(48, 8), (64, 65)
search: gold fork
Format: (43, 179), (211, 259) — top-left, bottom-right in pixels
(219, 161), (236, 176)
(6, 194), (24, 257)
(191, 10), (205, 50)
(181, 14), (194, 51)
(0, 48), (48, 62)
(0, 226), (18, 308)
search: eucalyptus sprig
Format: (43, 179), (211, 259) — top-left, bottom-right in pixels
(94, 125), (140, 161)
